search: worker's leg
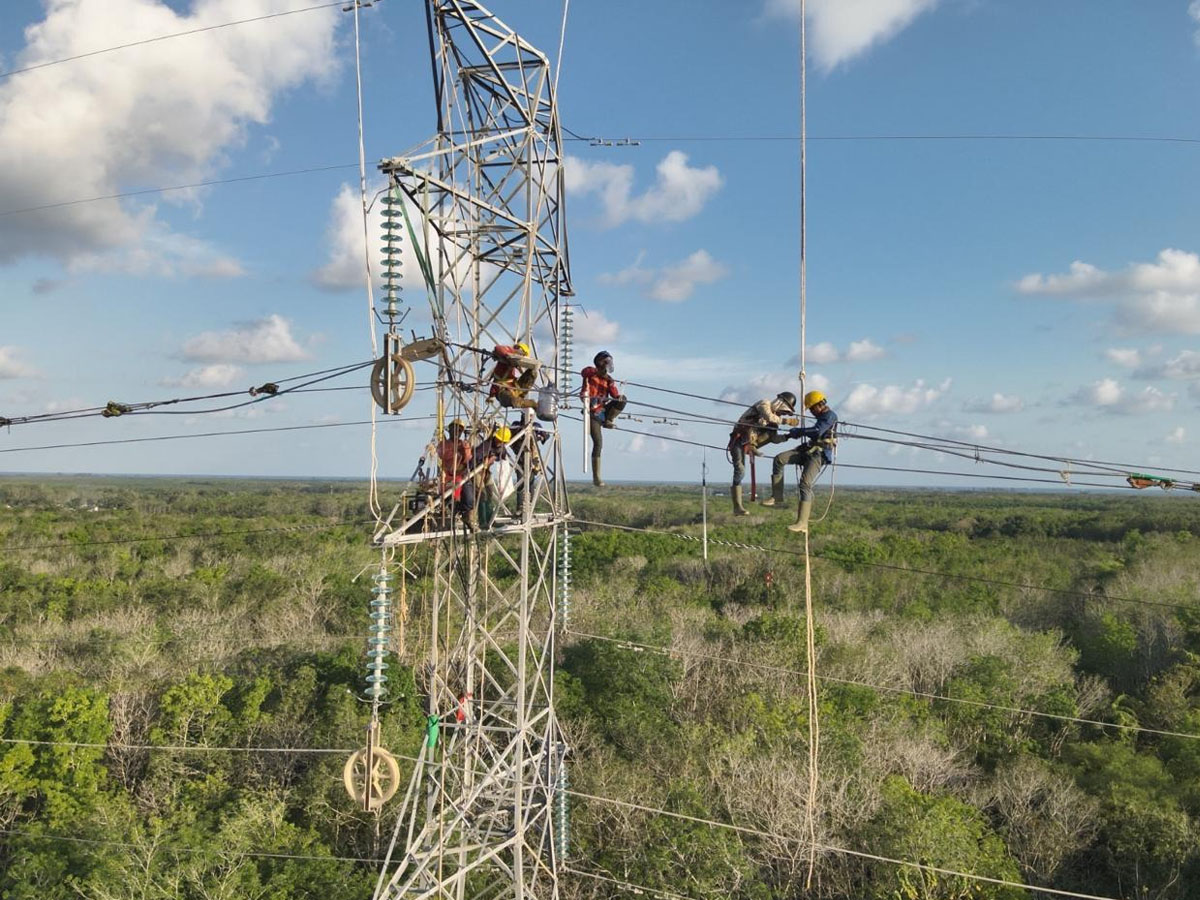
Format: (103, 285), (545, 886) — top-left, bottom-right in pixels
(789, 456), (824, 534)
(764, 447), (801, 506)
(730, 445), (748, 516)
(602, 395), (627, 427)
(589, 416), (604, 486)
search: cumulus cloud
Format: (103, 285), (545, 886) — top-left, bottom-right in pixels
(963, 393), (1023, 414)
(1135, 350), (1200, 380)
(763, 0), (942, 70)
(720, 372), (831, 407)
(808, 342), (840, 364)
(1105, 347), (1141, 368)
(845, 338), (886, 362)
(600, 249), (729, 303)
(1192, 2), (1200, 46)
(161, 364), (245, 389)
(575, 308), (620, 344)
(180, 314), (310, 364)
(842, 378), (951, 416)
(0, 0), (339, 274)
(564, 151), (722, 227)
(650, 251), (729, 302)
(1067, 378), (1175, 413)
(1167, 426), (1186, 445)
(0, 347), (36, 379)
(1018, 249), (1200, 334)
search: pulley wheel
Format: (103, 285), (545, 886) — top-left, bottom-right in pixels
(343, 745), (401, 810)
(370, 353), (416, 413)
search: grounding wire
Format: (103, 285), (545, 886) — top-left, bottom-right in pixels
(565, 629), (1200, 743)
(569, 518), (1200, 615)
(0, 1), (345, 81)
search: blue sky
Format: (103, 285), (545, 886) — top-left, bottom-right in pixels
(3, 0), (1200, 488)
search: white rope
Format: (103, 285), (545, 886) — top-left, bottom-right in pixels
(796, 4), (819, 884)
(348, 0), (384, 523)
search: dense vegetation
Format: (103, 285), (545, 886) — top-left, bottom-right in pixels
(2, 476), (1200, 898)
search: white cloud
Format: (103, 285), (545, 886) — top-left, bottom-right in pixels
(574, 309), (620, 344)
(1167, 426), (1186, 445)
(963, 393), (1023, 414)
(763, 0), (942, 71)
(181, 314), (310, 364)
(1136, 350), (1200, 380)
(161, 364), (245, 389)
(0, 0), (339, 273)
(1192, 2), (1200, 46)
(1104, 347), (1141, 368)
(1018, 249), (1200, 334)
(1067, 378), (1175, 413)
(600, 249), (729, 303)
(808, 342), (840, 364)
(720, 372), (831, 407)
(845, 338), (886, 362)
(842, 378), (951, 416)
(1071, 377), (1123, 407)
(953, 424), (988, 441)
(650, 250), (729, 302)
(564, 151), (722, 227)
(0, 347), (36, 379)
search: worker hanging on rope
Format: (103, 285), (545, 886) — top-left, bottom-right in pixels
(435, 419), (477, 532)
(580, 350), (627, 487)
(764, 391), (837, 534)
(487, 342), (540, 412)
(726, 391), (800, 516)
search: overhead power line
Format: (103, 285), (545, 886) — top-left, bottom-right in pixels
(0, 827), (383, 864)
(0, 736), (353, 754)
(0, 1), (345, 81)
(562, 125), (1200, 147)
(566, 629), (1200, 743)
(0, 359), (374, 428)
(570, 518), (1200, 615)
(0, 163), (358, 219)
(0, 414), (437, 456)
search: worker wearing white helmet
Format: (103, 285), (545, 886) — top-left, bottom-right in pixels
(726, 391), (800, 516)
(761, 390), (837, 534)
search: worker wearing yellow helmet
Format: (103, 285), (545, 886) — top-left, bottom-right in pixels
(761, 390), (837, 534)
(487, 341), (539, 411)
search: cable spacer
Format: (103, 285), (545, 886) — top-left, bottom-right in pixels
(249, 382), (279, 397)
(101, 402), (131, 418)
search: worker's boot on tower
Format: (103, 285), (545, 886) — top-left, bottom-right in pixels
(732, 485), (749, 516)
(788, 499), (813, 533)
(760, 479), (785, 507)
(592, 456), (604, 487)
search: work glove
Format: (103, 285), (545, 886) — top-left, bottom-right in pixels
(783, 417), (799, 426)
(788, 427), (803, 439)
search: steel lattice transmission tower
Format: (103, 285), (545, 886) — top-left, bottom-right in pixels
(371, 2), (573, 897)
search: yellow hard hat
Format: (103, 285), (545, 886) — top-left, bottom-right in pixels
(803, 390), (826, 409)
(516, 342), (531, 356)
(493, 424), (512, 443)
(447, 418), (466, 432)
